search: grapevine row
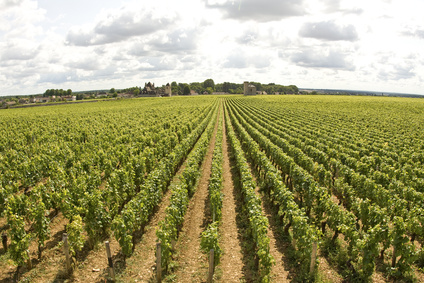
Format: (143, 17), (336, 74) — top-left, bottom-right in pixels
(224, 101), (274, 281)
(156, 104), (218, 269)
(112, 101), (218, 256)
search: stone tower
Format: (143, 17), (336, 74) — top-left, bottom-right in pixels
(244, 81), (249, 95)
(165, 83), (172, 97)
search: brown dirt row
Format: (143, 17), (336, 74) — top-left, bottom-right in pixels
(1, 212), (69, 283)
(217, 110), (245, 282)
(0, 129), (196, 283)
(170, 107), (220, 282)
(117, 169), (177, 282)
(250, 172), (290, 281)
(118, 107), (221, 282)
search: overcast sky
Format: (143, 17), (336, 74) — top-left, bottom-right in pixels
(1, 0), (424, 96)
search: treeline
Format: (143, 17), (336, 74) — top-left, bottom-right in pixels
(40, 80), (299, 99)
(43, 89), (72, 97)
(186, 80), (298, 95)
(216, 82), (299, 94)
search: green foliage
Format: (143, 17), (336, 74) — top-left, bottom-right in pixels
(200, 222), (221, 265)
(66, 215), (84, 257)
(82, 189), (111, 245)
(183, 85), (191, 95)
(157, 106), (217, 269)
(43, 88), (72, 97)
(29, 197), (50, 256)
(203, 79), (215, 91)
(224, 104), (274, 280)
(1, 94), (424, 281)
(7, 212), (31, 266)
(113, 101), (218, 257)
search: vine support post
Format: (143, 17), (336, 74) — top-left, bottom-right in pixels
(156, 243), (162, 283)
(105, 241), (115, 281)
(391, 246), (397, 267)
(309, 242), (318, 275)
(207, 249), (215, 283)
(26, 250), (32, 270)
(1, 233), (7, 252)
(63, 233), (71, 273)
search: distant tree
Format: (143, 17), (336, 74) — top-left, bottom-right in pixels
(110, 88), (115, 94)
(133, 88), (140, 96)
(179, 83), (188, 95)
(205, 87), (213, 94)
(183, 85), (191, 95)
(190, 82), (203, 93)
(215, 83), (223, 92)
(203, 79), (215, 91)
(67, 89), (72, 95)
(249, 82), (262, 91)
(288, 85), (299, 94)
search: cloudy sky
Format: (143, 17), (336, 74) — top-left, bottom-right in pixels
(1, 0), (424, 96)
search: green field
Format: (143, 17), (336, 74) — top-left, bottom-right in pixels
(1, 95), (424, 282)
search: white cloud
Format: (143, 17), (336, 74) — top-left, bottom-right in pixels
(66, 6), (177, 46)
(0, 0), (24, 9)
(1, 0), (424, 95)
(206, 0), (305, 22)
(401, 26), (424, 39)
(291, 48), (355, 71)
(299, 20), (359, 41)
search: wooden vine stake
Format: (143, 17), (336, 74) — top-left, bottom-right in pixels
(156, 243), (162, 283)
(105, 241), (115, 281)
(207, 249), (215, 283)
(26, 250), (32, 270)
(1, 233), (7, 252)
(391, 246), (397, 267)
(63, 233), (71, 273)
(309, 242), (318, 275)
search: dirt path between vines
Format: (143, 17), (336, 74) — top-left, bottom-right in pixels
(13, 212), (68, 283)
(117, 163), (188, 282)
(251, 179), (290, 282)
(217, 111), (244, 282)
(171, 111), (219, 282)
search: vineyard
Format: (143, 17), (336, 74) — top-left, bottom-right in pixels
(0, 95), (424, 282)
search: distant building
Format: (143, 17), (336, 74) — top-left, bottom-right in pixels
(62, 96), (76, 101)
(142, 82), (157, 95)
(164, 83), (172, 97)
(244, 81), (256, 95)
(31, 97), (50, 103)
(142, 82), (172, 97)
(118, 93), (133, 98)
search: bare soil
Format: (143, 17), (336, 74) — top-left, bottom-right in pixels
(217, 112), (245, 282)
(251, 173), (290, 282)
(116, 161), (188, 282)
(171, 110), (219, 282)
(9, 212), (68, 283)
